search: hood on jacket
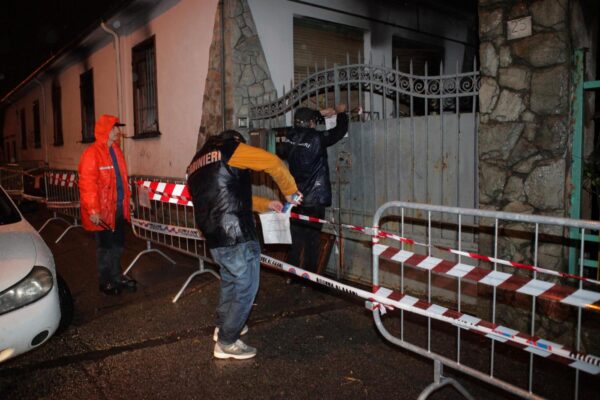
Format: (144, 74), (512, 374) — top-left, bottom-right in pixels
(94, 114), (121, 145)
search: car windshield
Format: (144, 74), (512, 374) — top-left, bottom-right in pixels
(0, 188), (22, 225)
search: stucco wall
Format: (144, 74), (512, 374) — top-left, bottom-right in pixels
(2, 0), (218, 178)
(121, 0), (218, 178)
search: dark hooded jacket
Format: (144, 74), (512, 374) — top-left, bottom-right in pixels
(187, 135), (256, 249)
(281, 112), (348, 206)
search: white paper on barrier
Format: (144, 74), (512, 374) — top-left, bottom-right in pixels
(259, 211), (291, 244)
(138, 186), (151, 208)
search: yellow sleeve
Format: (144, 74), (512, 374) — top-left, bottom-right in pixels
(228, 143), (298, 196)
(252, 195), (271, 213)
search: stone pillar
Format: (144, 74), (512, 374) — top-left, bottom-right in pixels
(198, 0), (277, 149)
(478, 0), (572, 276)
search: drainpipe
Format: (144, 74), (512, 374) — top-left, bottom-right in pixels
(33, 78), (48, 164)
(100, 21), (124, 151)
(220, 0), (226, 131)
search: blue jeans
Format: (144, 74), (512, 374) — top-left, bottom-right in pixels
(210, 240), (261, 345)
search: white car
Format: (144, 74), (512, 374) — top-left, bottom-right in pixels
(0, 185), (72, 363)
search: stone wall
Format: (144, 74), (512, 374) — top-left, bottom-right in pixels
(197, 0), (276, 149)
(477, 0), (600, 352)
(479, 0), (571, 219)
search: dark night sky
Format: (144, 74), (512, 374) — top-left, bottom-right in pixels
(0, 0), (129, 100)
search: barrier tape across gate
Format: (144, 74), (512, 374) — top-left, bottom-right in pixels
(259, 254), (600, 375)
(128, 183), (600, 375)
(290, 212), (600, 287)
(134, 180), (600, 311)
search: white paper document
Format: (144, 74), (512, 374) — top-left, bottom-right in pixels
(259, 210), (292, 244)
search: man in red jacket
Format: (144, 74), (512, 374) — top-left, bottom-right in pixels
(78, 114), (136, 296)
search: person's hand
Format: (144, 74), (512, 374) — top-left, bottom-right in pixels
(90, 213), (101, 225)
(285, 191), (303, 204)
(335, 103), (347, 114)
(320, 107), (336, 118)
(268, 201), (284, 212)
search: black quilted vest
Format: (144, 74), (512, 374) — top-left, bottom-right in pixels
(186, 137), (256, 248)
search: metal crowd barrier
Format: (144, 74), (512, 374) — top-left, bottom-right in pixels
(38, 169), (82, 243)
(126, 175), (219, 303)
(98, 173), (600, 398)
(0, 164), (24, 198)
(371, 201), (600, 400)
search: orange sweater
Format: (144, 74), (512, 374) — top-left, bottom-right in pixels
(227, 143), (298, 212)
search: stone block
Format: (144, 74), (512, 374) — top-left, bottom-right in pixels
(229, 0), (244, 18)
(513, 153), (543, 174)
(479, 77), (500, 113)
(248, 83), (264, 97)
(239, 65), (255, 85)
(499, 66), (530, 90)
(479, 122), (523, 160)
(534, 115), (568, 153)
(499, 45), (512, 67)
(480, 42), (499, 76)
(479, 8), (503, 38)
(491, 90), (525, 121)
(520, 111), (536, 122)
(531, 0), (566, 27)
(524, 159), (565, 210)
(511, 32), (568, 67)
(530, 65), (568, 114)
(479, 161), (507, 203)
(252, 65), (268, 82)
(503, 177), (526, 202)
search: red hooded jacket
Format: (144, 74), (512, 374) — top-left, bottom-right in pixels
(78, 114), (131, 231)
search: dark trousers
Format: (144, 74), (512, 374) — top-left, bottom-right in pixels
(94, 206), (125, 286)
(287, 205), (325, 272)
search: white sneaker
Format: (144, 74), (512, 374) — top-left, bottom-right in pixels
(214, 339), (257, 360)
(213, 324), (248, 342)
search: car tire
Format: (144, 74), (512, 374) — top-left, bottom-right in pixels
(56, 274), (74, 334)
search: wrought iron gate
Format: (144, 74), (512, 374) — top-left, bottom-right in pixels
(249, 57), (480, 284)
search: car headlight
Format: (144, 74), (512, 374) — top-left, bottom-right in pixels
(0, 266), (54, 316)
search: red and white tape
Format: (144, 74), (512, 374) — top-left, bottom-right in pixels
(136, 180), (192, 206)
(290, 212), (600, 287)
(374, 244), (600, 312)
(260, 253), (600, 375)
(129, 179), (600, 291)
(48, 172), (77, 187)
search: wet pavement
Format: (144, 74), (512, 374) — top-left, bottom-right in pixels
(0, 205), (596, 399)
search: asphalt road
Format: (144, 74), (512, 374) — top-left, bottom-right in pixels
(1, 205), (597, 399)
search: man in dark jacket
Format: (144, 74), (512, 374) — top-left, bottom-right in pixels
(281, 104), (348, 277)
(187, 130), (300, 360)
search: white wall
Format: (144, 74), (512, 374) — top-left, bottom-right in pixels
(121, 0), (218, 178)
(3, 0), (218, 178)
(248, 0), (472, 98)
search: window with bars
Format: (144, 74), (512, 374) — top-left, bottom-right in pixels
(132, 36), (159, 138)
(52, 84), (64, 146)
(19, 108), (26, 150)
(80, 69), (95, 143)
(33, 100), (41, 148)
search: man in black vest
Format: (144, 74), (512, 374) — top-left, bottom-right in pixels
(280, 104), (348, 279)
(187, 130), (300, 360)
